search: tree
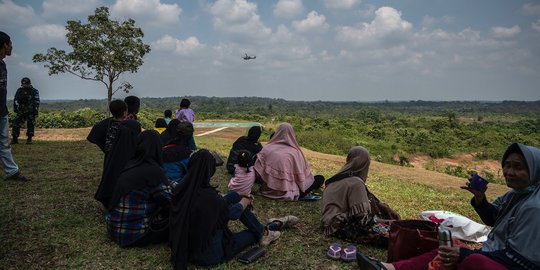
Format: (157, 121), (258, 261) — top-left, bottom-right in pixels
(33, 7), (151, 106)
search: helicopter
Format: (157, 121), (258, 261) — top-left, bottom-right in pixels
(242, 53), (256, 60)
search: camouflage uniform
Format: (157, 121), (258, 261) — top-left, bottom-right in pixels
(12, 77), (39, 143)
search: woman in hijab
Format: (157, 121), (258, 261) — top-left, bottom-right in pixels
(322, 146), (400, 248)
(106, 130), (173, 247)
(253, 123), (324, 201)
(163, 121), (194, 183)
(160, 119), (180, 145)
(170, 149), (297, 270)
(226, 126), (263, 175)
(358, 143), (540, 270)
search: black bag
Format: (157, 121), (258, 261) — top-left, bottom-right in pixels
(237, 247), (266, 264)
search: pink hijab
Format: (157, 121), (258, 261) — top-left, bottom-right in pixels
(254, 123), (314, 201)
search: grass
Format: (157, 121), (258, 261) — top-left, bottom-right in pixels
(0, 135), (506, 269)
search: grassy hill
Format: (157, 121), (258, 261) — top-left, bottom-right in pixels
(0, 128), (509, 269)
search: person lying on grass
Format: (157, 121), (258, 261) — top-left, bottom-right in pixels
(106, 130), (173, 247)
(170, 149), (299, 270)
(357, 142), (540, 270)
(322, 146), (400, 248)
(225, 125), (263, 175)
(254, 122), (324, 201)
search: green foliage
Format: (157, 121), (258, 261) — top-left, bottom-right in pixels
(32, 6), (151, 105)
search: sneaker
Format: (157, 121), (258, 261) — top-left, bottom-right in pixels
(5, 171), (30, 181)
(260, 230), (281, 246)
(26, 137), (33, 144)
(268, 215), (300, 229)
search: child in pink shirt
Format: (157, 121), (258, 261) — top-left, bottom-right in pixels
(228, 150), (256, 195)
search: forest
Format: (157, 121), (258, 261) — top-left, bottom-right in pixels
(27, 96), (540, 181)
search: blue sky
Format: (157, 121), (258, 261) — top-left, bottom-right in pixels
(1, 0), (539, 101)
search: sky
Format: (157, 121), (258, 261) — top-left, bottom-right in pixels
(1, 0), (540, 102)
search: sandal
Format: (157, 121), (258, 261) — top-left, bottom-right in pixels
(326, 243), (342, 260)
(298, 195), (322, 201)
(341, 245), (357, 262)
(356, 251), (387, 270)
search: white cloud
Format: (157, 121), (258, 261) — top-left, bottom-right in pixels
(110, 0), (182, 26)
(152, 35), (205, 55)
(0, 0), (39, 27)
(292, 11), (329, 33)
(324, 0), (360, 11)
(25, 24), (67, 43)
(42, 0), (102, 17)
(522, 3), (540, 15)
(336, 6), (412, 47)
(273, 0), (303, 18)
(491, 25), (521, 38)
(209, 0), (272, 41)
(533, 19), (540, 32)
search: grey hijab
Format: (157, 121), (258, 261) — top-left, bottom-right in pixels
(481, 143), (540, 266)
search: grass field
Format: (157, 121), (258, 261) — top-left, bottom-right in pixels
(0, 131), (509, 270)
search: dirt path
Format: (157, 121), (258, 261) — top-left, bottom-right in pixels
(30, 127), (509, 197)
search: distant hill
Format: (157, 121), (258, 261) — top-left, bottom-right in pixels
(39, 96), (540, 116)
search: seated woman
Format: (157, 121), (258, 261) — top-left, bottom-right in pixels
(226, 126), (263, 175)
(160, 119), (180, 144)
(106, 130), (173, 247)
(163, 122), (194, 183)
(253, 122), (324, 201)
(322, 146), (400, 248)
(358, 143), (540, 270)
(170, 149), (298, 269)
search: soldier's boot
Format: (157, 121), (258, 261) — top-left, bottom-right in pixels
(26, 136), (32, 145)
(11, 137), (18, 144)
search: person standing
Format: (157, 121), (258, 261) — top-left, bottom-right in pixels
(0, 31), (29, 181)
(12, 77), (40, 144)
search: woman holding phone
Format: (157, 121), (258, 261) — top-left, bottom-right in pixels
(357, 142), (540, 270)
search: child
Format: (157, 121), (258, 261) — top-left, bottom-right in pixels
(154, 118), (167, 134)
(227, 150), (256, 195)
(175, 98), (194, 123)
(164, 109), (172, 125)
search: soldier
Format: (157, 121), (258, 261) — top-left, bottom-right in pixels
(11, 77), (40, 144)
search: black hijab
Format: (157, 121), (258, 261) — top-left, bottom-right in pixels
(161, 119), (180, 145)
(232, 126), (263, 155)
(108, 130), (169, 210)
(170, 149), (231, 270)
(163, 122), (194, 163)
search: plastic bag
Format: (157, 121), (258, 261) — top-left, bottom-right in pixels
(420, 210), (491, 243)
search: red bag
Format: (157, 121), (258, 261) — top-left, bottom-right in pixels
(387, 220), (439, 262)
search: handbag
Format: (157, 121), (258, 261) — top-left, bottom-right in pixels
(237, 247), (266, 264)
(387, 219), (439, 262)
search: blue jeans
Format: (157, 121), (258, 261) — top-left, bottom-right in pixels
(0, 115), (19, 176)
(191, 192), (271, 266)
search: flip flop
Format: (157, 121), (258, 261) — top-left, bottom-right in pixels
(326, 243), (342, 260)
(341, 245), (357, 262)
(298, 195), (321, 201)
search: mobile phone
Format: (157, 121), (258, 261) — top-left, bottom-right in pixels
(469, 174), (488, 191)
(438, 229), (453, 247)
(237, 247), (266, 264)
